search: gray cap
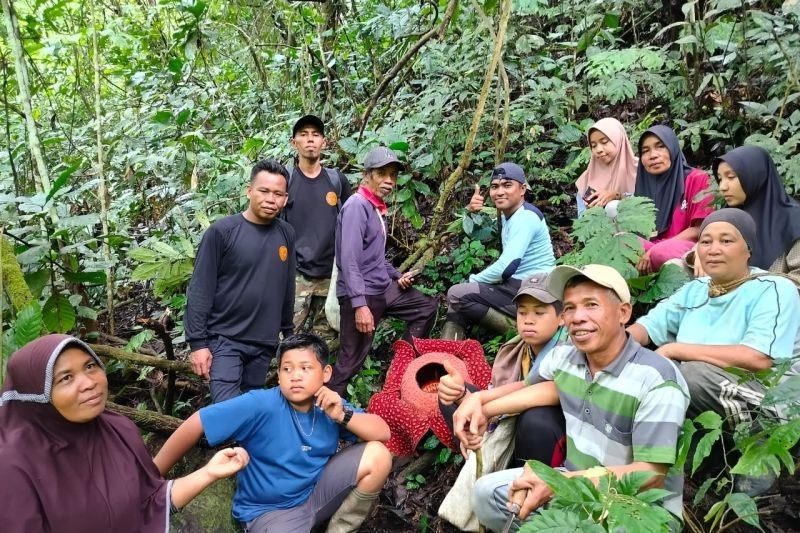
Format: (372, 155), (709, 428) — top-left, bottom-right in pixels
(363, 146), (405, 171)
(491, 162), (526, 185)
(514, 272), (559, 304)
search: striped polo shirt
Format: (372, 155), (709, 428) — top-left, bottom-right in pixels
(533, 335), (689, 518)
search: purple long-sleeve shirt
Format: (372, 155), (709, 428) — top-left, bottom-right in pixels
(335, 192), (401, 307)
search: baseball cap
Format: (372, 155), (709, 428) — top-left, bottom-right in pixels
(292, 115), (325, 136)
(363, 146), (405, 171)
(513, 272), (559, 304)
(546, 264), (631, 304)
(491, 162), (527, 186)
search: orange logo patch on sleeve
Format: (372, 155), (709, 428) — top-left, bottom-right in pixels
(279, 245), (289, 262)
(326, 191), (338, 206)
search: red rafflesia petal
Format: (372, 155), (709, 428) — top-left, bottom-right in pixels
(368, 391), (428, 456)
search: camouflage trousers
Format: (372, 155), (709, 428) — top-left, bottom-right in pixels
(294, 273), (338, 347)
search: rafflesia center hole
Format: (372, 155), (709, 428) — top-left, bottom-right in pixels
(416, 362), (446, 393)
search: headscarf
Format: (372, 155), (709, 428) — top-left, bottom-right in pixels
(634, 125), (694, 234)
(576, 118), (638, 197)
(713, 145), (800, 269)
(0, 335), (169, 533)
(699, 208), (757, 259)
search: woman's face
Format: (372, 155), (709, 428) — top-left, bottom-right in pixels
(588, 130), (618, 165)
(716, 161), (747, 207)
(639, 134), (672, 175)
(51, 347), (108, 423)
(697, 221), (750, 282)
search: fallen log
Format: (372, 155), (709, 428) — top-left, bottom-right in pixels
(107, 401), (183, 435)
(89, 343), (197, 376)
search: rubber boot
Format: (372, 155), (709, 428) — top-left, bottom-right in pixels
(325, 488), (379, 533)
(440, 321), (467, 340)
(478, 308), (515, 335)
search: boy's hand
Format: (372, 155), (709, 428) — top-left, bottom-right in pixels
(204, 447), (249, 480)
(452, 393), (487, 456)
(438, 359), (466, 405)
(315, 386), (345, 422)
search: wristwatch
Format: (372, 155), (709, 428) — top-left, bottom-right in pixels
(339, 407), (354, 426)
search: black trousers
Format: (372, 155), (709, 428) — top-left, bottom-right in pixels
(329, 281), (438, 395)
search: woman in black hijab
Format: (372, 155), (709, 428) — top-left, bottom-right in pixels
(634, 125), (715, 273)
(714, 145), (800, 279)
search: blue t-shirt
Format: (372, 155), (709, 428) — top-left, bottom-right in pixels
(199, 387), (359, 522)
(637, 268), (800, 360)
(470, 202), (556, 284)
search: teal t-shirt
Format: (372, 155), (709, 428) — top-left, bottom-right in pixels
(637, 268), (800, 360)
(199, 387), (358, 522)
(470, 202), (555, 283)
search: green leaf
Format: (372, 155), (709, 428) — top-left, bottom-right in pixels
(762, 376), (800, 407)
(14, 302), (43, 348)
(725, 493), (761, 529)
(423, 434), (440, 450)
(694, 410), (723, 430)
(462, 214), (475, 235)
(176, 109), (192, 126)
(388, 141), (409, 153)
(675, 418), (697, 470)
(131, 262), (166, 282)
(692, 428), (722, 475)
(42, 294), (77, 333)
(46, 164), (78, 202)
(152, 111), (172, 124)
(128, 247), (160, 263)
(693, 477), (715, 505)
(63, 270), (107, 285)
(528, 460), (582, 498)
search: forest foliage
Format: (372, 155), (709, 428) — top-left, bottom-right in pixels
(2, 0), (800, 531)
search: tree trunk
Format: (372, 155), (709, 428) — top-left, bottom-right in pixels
(90, 2), (115, 335)
(89, 343), (197, 376)
(107, 401), (183, 434)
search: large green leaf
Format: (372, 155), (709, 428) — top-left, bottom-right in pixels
(42, 294), (77, 333)
(725, 493), (762, 529)
(14, 302), (44, 349)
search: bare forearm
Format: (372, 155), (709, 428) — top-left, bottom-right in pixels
(626, 324), (650, 346)
(471, 381), (526, 405)
(170, 467), (217, 509)
(483, 381), (559, 419)
(345, 413), (390, 442)
(566, 462), (667, 490)
(663, 343), (772, 371)
(154, 412), (204, 476)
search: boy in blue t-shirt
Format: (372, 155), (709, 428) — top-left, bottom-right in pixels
(155, 333), (392, 532)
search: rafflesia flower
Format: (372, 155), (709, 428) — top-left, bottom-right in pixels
(368, 338), (492, 456)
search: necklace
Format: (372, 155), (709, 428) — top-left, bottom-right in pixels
(291, 405), (316, 438)
(708, 275), (753, 297)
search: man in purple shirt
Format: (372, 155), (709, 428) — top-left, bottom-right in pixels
(330, 147), (438, 394)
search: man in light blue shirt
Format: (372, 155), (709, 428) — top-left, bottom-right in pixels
(441, 163), (556, 339)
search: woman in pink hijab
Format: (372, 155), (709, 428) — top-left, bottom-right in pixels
(575, 118), (638, 215)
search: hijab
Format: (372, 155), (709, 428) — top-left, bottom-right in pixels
(713, 145), (800, 269)
(634, 125), (694, 234)
(576, 117), (638, 197)
(0, 335), (169, 533)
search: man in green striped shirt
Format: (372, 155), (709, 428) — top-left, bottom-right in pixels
(459, 264), (689, 531)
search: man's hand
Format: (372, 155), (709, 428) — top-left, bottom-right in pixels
(467, 184), (485, 213)
(452, 392), (487, 456)
(204, 447), (250, 480)
(397, 269), (419, 290)
(190, 348), (213, 379)
(354, 306), (375, 333)
(586, 188), (619, 208)
(315, 386), (345, 422)
(655, 343), (683, 361)
(438, 359), (466, 405)
(508, 463), (554, 519)
(636, 249), (652, 274)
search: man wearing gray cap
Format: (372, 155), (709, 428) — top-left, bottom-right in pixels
(329, 146), (438, 394)
(441, 162), (556, 340)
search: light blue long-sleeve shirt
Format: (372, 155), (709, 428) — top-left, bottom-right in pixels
(470, 202), (556, 284)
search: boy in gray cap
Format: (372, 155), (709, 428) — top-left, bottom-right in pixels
(442, 162), (556, 339)
(330, 147), (438, 394)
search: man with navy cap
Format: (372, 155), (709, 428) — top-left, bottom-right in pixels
(441, 162), (556, 340)
(330, 146), (438, 394)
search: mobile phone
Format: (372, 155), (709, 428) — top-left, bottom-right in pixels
(583, 186), (597, 202)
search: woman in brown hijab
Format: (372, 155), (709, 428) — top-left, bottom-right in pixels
(0, 334), (250, 532)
